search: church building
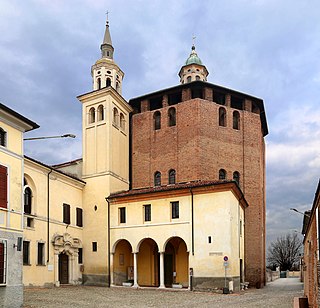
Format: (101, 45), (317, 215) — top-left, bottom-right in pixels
(0, 19), (268, 296)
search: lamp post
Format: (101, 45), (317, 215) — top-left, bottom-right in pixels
(24, 134), (76, 141)
(289, 208), (310, 217)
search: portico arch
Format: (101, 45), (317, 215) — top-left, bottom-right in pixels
(137, 238), (159, 287)
(112, 239), (133, 285)
(164, 237), (189, 287)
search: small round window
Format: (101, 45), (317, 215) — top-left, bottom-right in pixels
(97, 71), (101, 74)
(107, 70), (111, 74)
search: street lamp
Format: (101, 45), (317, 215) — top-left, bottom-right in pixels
(290, 208), (310, 217)
(24, 134), (76, 141)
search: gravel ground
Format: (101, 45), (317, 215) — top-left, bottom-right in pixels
(23, 278), (304, 308)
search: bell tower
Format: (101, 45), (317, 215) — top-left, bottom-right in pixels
(77, 18), (132, 286)
(91, 19), (124, 94)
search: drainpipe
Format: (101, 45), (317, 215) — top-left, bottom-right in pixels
(47, 168), (53, 263)
(106, 196), (111, 287)
(190, 188), (194, 256)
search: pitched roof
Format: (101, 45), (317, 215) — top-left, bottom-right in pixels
(108, 179), (248, 207)
(0, 103), (39, 131)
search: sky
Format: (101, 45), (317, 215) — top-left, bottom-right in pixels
(1, 0), (320, 247)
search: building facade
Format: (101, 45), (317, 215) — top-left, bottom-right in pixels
(302, 180), (320, 308)
(108, 181), (247, 291)
(0, 103), (38, 307)
(23, 156), (85, 287)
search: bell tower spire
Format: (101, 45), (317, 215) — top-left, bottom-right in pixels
(100, 13), (114, 59)
(91, 16), (124, 94)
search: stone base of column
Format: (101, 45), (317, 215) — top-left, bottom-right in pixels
(132, 284), (139, 289)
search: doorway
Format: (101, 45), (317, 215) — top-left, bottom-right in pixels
(59, 252), (69, 284)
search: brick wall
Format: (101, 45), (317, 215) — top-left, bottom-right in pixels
(304, 216), (318, 308)
(131, 97), (266, 286)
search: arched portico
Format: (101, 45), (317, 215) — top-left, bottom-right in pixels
(112, 239), (133, 286)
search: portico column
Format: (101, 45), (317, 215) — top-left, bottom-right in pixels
(54, 252), (60, 287)
(110, 253), (114, 286)
(133, 252), (139, 288)
(159, 252), (165, 288)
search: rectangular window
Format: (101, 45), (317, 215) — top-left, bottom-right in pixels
(26, 217), (34, 228)
(76, 208), (83, 227)
(37, 242), (45, 265)
(119, 207), (126, 223)
(23, 241), (30, 265)
(92, 242), (97, 252)
(78, 248), (83, 264)
(0, 240), (7, 284)
(63, 203), (70, 224)
(171, 201), (179, 219)
(144, 204), (151, 222)
(0, 129), (6, 147)
(208, 236), (212, 244)
(0, 165), (7, 209)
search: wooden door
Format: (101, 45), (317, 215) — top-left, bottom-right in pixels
(59, 253), (69, 284)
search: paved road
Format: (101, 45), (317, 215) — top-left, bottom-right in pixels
(23, 278), (304, 308)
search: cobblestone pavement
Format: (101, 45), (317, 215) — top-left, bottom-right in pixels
(23, 278), (304, 308)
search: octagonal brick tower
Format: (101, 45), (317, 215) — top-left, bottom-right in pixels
(130, 45), (267, 288)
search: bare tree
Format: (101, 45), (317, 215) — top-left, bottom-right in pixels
(267, 233), (302, 271)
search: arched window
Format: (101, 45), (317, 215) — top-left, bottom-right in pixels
(187, 76), (192, 83)
(97, 105), (104, 121)
(89, 107), (95, 124)
(106, 78), (111, 87)
(120, 113), (125, 130)
(196, 75), (200, 81)
(233, 171), (240, 185)
(168, 169), (176, 184)
(97, 78), (101, 90)
(219, 169), (226, 180)
(24, 187), (32, 214)
(113, 108), (119, 126)
(219, 107), (226, 127)
(168, 107), (176, 127)
(0, 128), (6, 147)
(154, 111), (161, 130)
(233, 111), (240, 130)
(116, 82), (120, 92)
(154, 171), (161, 187)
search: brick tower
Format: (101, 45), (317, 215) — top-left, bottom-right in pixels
(129, 45), (268, 287)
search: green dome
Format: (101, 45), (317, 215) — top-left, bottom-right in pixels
(185, 45), (203, 65)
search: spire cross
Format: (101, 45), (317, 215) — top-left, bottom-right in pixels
(106, 11), (109, 24)
(192, 35), (196, 46)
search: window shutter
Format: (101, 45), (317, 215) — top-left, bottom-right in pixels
(76, 208), (83, 227)
(0, 165), (7, 209)
(63, 203), (70, 224)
